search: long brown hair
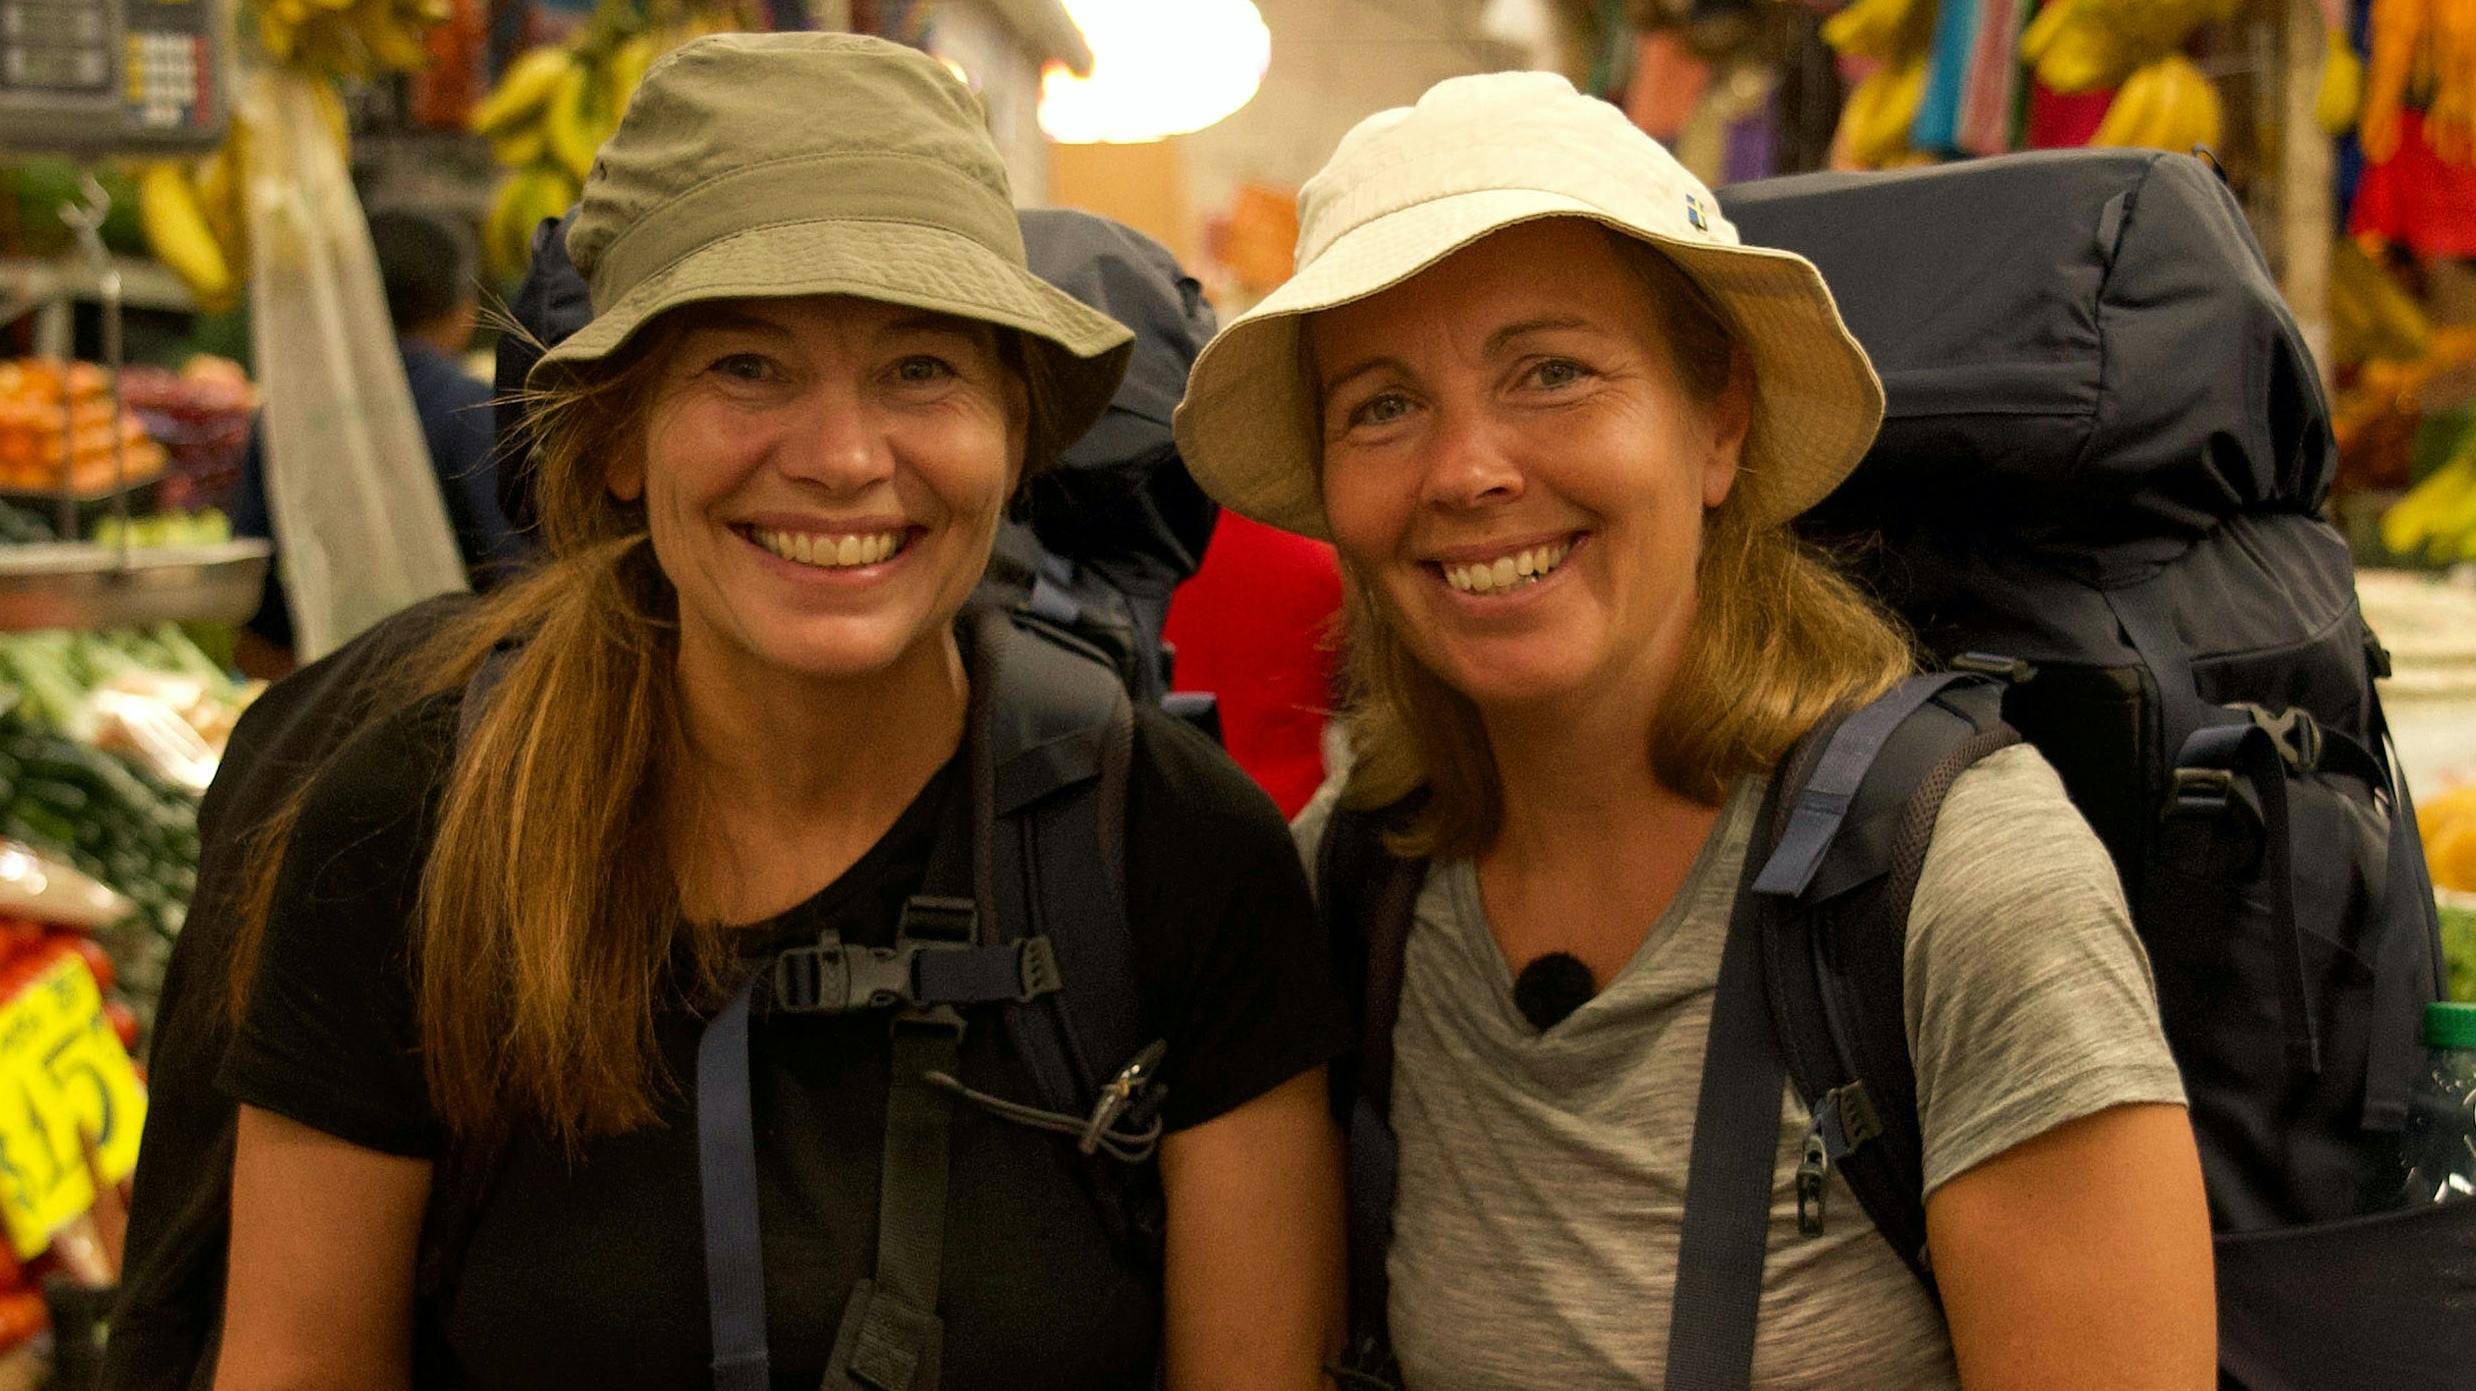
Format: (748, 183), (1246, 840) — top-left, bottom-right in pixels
(226, 312), (1055, 1153)
(1336, 231), (1915, 859)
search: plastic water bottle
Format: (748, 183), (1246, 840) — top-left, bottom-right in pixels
(2400, 1002), (2476, 1206)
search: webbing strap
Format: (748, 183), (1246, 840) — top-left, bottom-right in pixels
(2174, 723), (2320, 1074)
(876, 1019), (961, 1307)
(1666, 782), (1797, 1390)
(696, 976), (769, 1391)
(1752, 673), (1965, 899)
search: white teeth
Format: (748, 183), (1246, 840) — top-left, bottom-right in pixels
(754, 528), (905, 570)
(1443, 539), (1575, 595)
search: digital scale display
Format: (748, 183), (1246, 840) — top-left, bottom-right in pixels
(0, 0), (226, 156)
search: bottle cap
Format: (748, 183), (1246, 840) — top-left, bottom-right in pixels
(2425, 1002), (2476, 1050)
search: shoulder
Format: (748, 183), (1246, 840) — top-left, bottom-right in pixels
(281, 688), (464, 872)
(1917, 742), (2124, 910)
(1902, 742), (2185, 1192)
(1123, 703), (1296, 855)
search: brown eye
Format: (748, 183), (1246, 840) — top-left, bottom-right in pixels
(893, 355), (956, 385)
(1529, 358), (1589, 389)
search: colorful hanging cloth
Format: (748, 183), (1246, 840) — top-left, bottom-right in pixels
(1957, 0), (2028, 153)
(1912, 0), (1982, 151)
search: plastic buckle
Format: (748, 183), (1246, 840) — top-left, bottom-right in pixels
(1080, 1040), (1167, 1155)
(1796, 1128), (1830, 1237)
(2241, 704), (2323, 775)
(2166, 767), (2236, 819)
(770, 933), (915, 1014)
(1949, 652), (2037, 684)
(896, 895), (976, 943)
(1831, 1082), (1883, 1153)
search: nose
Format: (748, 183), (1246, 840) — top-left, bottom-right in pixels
(1415, 405), (1525, 514)
(774, 378), (895, 495)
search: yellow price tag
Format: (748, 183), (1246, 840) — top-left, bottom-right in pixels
(0, 953), (146, 1259)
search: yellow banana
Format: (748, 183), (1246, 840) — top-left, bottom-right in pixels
(1823, 0), (1912, 59)
(607, 34), (656, 119)
(490, 124), (549, 168)
(2318, 30), (2365, 136)
(542, 59), (605, 183)
(350, 3), (428, 72)
(483, 172), (534, 283)
(139, 163), (238, 312)
(470, 45), (576, 136)
(256, 6), (300, 62)
(2021, 0), (2079, 64)
(2035, 9), (2140, 93)
(2092, 61), (2164, 146)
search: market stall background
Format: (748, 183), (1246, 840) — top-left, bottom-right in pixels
(0, 0), (2473, 1385)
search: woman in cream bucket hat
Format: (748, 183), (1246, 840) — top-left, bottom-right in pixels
(1192, 73), (2215, 1388)
(209, 32), (1344, 1390)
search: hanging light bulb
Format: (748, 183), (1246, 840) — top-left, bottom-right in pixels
(1040, 0), (1272, 145)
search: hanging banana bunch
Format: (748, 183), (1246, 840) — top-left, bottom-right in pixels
(2033, 0), (2239, 153)
(470, 0), (755, 283)
(1824, 0), (1940, 169)
(247, 0), (450, 80)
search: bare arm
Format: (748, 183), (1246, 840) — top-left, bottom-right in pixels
(1160, 1067), (1347, 1391)
(216, 1105), (432, 1391)
(1928, 1102), (2215, 1391)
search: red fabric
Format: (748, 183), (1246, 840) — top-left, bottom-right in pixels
(2350, 111), (2476, 259)
(2024, 81), (2114, 149)
(1164, 514), (1343, 819)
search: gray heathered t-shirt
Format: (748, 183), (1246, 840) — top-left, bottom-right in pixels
(1295, 743), (2188, 1390)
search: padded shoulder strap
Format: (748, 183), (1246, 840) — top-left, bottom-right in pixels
(1314, 797), (1426, 1380)
(1751, 673), (2019, 1292)
(963, 608), (1162, 1259)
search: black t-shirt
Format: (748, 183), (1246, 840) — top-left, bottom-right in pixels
(217, 689), (1345, 1390)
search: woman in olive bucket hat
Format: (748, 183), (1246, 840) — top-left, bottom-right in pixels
(1177, 72), (2213, 1388)
(212, 34), (1343, 1390)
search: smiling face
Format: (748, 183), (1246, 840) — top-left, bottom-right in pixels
(613, 294), (1026, 695)
(1311, 219), (1748, 725)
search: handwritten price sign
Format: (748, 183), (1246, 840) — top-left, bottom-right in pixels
(0, 952), (144, 1258)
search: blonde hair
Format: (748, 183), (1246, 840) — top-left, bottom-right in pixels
(1336, 230), (1914, 859)
(227, 308), (1051, 1154)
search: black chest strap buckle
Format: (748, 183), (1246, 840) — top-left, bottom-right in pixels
(769, 896), (1061, 1015)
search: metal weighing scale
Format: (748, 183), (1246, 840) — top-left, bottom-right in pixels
(0, 0), (268, 633)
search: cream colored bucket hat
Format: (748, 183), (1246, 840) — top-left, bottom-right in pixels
(1172, 70), (1884, 541)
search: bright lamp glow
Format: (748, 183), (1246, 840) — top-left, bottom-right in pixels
(1039, 0), (1271, 144)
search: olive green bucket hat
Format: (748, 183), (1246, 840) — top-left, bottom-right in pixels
(530, 31), (1134, 449)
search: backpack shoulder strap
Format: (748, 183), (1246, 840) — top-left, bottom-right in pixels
(1314, 795), (1426, 1384)
(1749, 671), (2019, 1293)
(964, 606), (1163, 1258)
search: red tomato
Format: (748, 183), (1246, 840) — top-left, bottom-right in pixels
(0, 1289), (46, 1348)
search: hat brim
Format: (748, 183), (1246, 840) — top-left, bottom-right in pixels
(1172, 190), (1884, 541)
(533, 219), (1136, 453)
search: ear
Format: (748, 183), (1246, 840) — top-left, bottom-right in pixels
(1701, 345), (1753, 510)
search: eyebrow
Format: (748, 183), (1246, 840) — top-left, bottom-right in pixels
(1485, 315), (1594, 353)
(1318, 314), (1601, 399)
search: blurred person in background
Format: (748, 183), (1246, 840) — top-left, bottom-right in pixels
(230, 207), (528, 675)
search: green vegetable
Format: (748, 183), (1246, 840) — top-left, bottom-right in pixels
(2443, 902), (2476, 1005)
